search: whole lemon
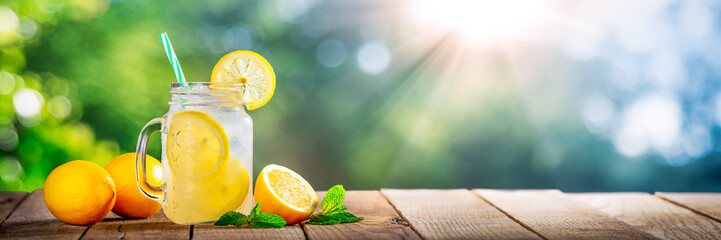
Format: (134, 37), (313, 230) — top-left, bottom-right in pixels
(44, 160), (116, 225)
(105, 153), (162, 219)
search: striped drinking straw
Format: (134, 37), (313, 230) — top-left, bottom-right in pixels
(159, 32), (187, 86)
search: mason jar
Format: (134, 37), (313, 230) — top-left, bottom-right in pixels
(135, 82), (254, 224)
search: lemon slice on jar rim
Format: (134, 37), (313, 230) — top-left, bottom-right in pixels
(210, 50), (276, 110)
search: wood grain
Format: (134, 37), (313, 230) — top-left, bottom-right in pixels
(302, 191), (421, 240)
(382, 189), (540, 240)
(656, 192), (721, 223)
(82, 211), (189, 240)
(1, 190), (718, 239)
(193, 225), (305, 240)
(0, 190), (88, 240)
(0, 192), (27, 225)
(474, 189), (657, 240)
(571, 193), (721, 240)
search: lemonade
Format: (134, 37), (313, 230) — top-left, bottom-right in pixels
(162, 90), (254, 223)
(135, 82), (255, 224)
(135, 48), (275, 225)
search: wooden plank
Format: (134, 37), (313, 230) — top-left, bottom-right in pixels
(0, 192), (27, 225)
(193, 224), (305, 240)
(571, 193), (721, 240)
(382, 189), (540, 240)
(193, 197), (304, 240)
(303, 190), (421, 240)
(656, 192), (721, 223)
(474, 189), (657, 240)
(82, 211), (189, 240)
(0, 190), (88, 240)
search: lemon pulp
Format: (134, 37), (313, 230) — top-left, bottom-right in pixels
(268, 169), (314, 208)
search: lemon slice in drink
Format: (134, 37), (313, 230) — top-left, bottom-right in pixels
(198, 157), (250, 219)
(166, 111), (229, 178)
(211, 50), (276, 110)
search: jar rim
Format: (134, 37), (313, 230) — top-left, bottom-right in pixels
(170, 82), (245, 88)
(168, 82), (246, 107)
(169, 82), (245, 94)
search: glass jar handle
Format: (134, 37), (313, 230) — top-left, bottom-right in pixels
(135, 117), (164, 200)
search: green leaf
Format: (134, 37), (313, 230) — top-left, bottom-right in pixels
(249, 212), (286, 228)
(214, 211), (249, 226)
(307, 212), (363, 225)
(215, 203), (285, 228)
(321, 185), (345, 214)
(249, 203), (261, 219)
(335, 212), (363, 223)
(307, 214), (340, 225)
(325, 205), (347, 215)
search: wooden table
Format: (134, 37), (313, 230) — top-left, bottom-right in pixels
(1, 189), (720, 239)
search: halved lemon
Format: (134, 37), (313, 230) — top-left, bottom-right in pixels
(254, 164), (317, 225)
(166, 111), (229, 179)
(210, 50), (276, 110)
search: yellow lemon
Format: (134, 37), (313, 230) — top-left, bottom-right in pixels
(44, 160), (116, 225)
(105, 153), (162, 219)
(254, 164), (317, 225)
(166, 111), (229, 179)
(198, 158), (250, 218)
(210, 50), (275, 110)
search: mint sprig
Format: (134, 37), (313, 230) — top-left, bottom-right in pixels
(215, 211), (248, 226)
(309, 212), (363, 225)
(306, 185), (363, 225)
(215, 203), (286, 228)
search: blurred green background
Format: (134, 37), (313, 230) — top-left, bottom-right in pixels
(1, 0), (720, 192)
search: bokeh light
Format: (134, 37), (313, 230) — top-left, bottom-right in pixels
(2, 0), (721, 192)
(0, 125), (18, 151)
(0, 71), (15, 95)
(47, 96), (71, 119)
(357, 41), (391, 75)
(316, 39), (346, 68)
(0, 6), (18, 32)
(13, 89), (44, 119)
(0, 156), (23, 184)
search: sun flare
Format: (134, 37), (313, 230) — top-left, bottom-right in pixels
(405, 0), (546, 47)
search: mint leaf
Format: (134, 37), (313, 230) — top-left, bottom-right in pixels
(249, 203), (261, 219)
(249, 212), (286, 228)
(250, 221), (284, 228)
(325, 205), (347, 215)
(308, 214), (340, 225)
(321, 185), (345, 214)
(334, 212), (363, 223)
(215, 211), (248, 226)
(307, 212), (363, 225)
(305, 185), (363, 225)
(215, 203), (285, 228)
